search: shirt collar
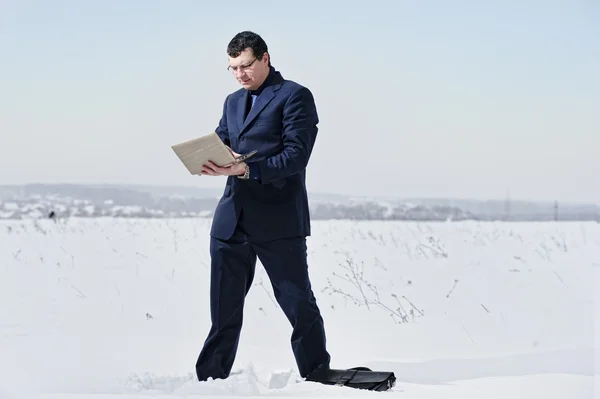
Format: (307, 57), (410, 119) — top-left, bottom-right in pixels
(248, 66), (276, 96)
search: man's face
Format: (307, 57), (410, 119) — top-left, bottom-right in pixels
(228, 48), (270, 90)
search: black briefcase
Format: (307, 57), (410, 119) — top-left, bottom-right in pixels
(305, 366), (396, 392)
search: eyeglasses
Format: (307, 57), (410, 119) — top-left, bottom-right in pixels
(227, 57), (258, 73)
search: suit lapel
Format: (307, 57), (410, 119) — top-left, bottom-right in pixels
(236, 90), (249, 132)
(236, 81), (282, 137)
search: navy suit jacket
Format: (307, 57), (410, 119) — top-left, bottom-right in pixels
(209, 67), (318, 241)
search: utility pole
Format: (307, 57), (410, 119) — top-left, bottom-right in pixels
(554, 200), (559, 221)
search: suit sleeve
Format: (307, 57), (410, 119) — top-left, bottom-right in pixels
(215, 95), (230, 146)
(255, 87), (318, 183)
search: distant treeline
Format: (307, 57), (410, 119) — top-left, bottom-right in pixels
(1, 184), (598, 222)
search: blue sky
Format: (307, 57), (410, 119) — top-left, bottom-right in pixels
(1, 0), (597, 202)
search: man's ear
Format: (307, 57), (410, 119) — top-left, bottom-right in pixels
(261, 52), (270, 65)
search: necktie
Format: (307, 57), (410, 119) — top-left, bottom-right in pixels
(245, 93), (257, 120)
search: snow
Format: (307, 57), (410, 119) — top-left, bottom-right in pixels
(2, 202), (19, 211)
(0, 218), (597, 398)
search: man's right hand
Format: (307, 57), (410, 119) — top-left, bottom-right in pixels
(226, 145), (243, 160)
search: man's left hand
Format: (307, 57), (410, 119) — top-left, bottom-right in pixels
(201, 160), (246, 176)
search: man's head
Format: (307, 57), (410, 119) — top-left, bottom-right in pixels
(227, 31), (271, 90)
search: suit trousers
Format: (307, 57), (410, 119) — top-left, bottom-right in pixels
(195, 210), (331, 381)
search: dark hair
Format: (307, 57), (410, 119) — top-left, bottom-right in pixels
(227, 31), (270, 64)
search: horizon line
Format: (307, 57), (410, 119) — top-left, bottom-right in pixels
(0, 181), (597, 206)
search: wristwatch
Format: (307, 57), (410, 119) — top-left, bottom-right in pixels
(237, 164), (250, 180)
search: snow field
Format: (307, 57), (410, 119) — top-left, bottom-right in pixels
(0, 218), (597, 398)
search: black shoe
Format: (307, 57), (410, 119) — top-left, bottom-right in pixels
(314, 362), (330, 372)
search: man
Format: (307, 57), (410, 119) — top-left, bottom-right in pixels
(195, 31), (331, 382)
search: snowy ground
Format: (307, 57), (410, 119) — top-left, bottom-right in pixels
(0, 218), (598, 398)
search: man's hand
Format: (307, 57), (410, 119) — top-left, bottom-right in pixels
(201, 160), (246, 176)
(201, 146), (245, 176)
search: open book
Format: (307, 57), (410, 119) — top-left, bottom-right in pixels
(171, 132), (256, 175)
